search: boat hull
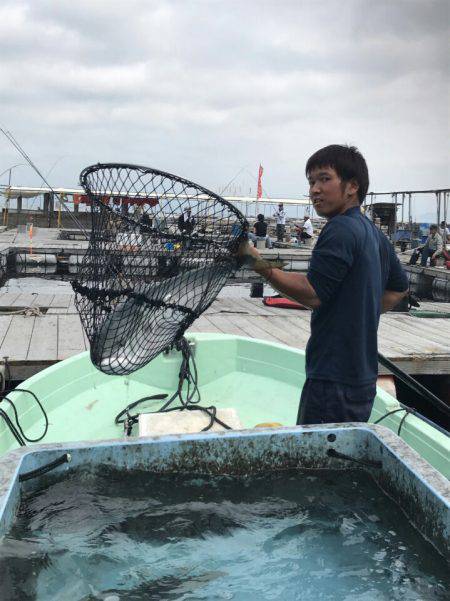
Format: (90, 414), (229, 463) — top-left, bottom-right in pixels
(0, 333), (448, 478)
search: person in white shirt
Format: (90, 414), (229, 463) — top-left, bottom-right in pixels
(296, 215), (314, 243)
(273, 203), (286, 241)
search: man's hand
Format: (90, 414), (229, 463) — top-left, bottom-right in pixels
(237, 241), (282, 276)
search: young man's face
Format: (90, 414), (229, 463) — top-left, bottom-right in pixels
(307, 166), (359, 218)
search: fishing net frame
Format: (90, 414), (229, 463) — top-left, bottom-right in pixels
(72, 163), (247, 376)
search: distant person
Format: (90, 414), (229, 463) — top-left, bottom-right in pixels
(273, 203), (286, 241)
(439, 221), (450, 243)
(419, 225), (443, 266)
(296, 215), (314, 243)
(238, 144), (408, 425)
(140, 212), (152, 230)
(248, 213), (272, 248)
(177, 208), (195, 235)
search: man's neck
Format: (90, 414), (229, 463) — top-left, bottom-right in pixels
(327, 199), (360, 220)
(339, 197), (360, 215)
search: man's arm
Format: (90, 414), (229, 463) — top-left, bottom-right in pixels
(381, 289), (407, 313)
(240, 242), (321, 308)
(259, 266), (321, 309)
(383, 238), (409, 312)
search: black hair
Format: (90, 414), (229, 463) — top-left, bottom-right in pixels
(440, 221), (446, 226)
(430, 224), (438, 230)
(257, 213), (264, 222)
(305, 144), (369, 204)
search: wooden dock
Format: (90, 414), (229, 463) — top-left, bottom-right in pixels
(0, 290), (448, 381)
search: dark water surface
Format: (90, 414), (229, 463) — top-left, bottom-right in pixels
(0, 468), (448, 600)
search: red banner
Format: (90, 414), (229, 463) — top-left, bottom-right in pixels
(257, 164), (264, 200)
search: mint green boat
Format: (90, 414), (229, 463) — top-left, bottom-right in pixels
(0, 333), (448, 479)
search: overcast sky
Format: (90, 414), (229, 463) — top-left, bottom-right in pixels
(0, 0), (448, 219)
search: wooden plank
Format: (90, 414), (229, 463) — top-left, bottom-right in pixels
(283, 314), (313, 336)
(238, 298), (276, 316)
(50, 294), (72, 309)
(207, 298), (248, 315)
(0, 293), (21, 307)
(10, 293), (39, 308)
(231, 313), (271, 337)
(27, 315), (58, 361)
(378, 321), (448, 355)
(382, 314), (450, 347)
(80, 321), (90, 349)
(31, 293), (55, 308)
(0, 315), (36, 360)
(224, 313), (276, 342)
(57, 314), (86, 359)
(190, 316), (222, 333)
(262, 315), (310, 348)
(207, 314), (249, 336)
(67, 294), (78, 313)
(0, 316), (13, 349)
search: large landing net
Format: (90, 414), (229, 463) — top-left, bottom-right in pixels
(72, 163), (247, 375)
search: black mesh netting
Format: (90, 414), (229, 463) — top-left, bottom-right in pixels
(72, 163), (247, 375)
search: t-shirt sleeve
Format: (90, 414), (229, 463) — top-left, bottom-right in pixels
(385, 241), (409, 292)
(307, 219), (356, 304)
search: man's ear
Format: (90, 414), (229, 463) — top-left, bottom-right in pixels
(346, 178), (359, 199)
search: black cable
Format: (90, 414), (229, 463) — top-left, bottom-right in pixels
(374, 403), (450, 438)
(327, 448), (382, 469)
(0, 388), (49, 450)
(375, 407), (411, 436)
(397, 411), (410, 436)
(19, 453), (70, 482)
(0, 388), (49, 443)
(0, 408), (26, 446)
(114, 337), (232, 435)
(114, 394), (169, 425)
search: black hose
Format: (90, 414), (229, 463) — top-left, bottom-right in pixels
(114, 337), (232, 435)
(19, 453), (71, 482)
(0, 388), (49, 446)
(377, 353), (450, 418)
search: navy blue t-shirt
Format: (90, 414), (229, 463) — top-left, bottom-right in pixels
(306, 206), (408, 385)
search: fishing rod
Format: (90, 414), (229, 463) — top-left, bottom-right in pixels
(378, 352), (450, 419)
(0, 128), (89, 239)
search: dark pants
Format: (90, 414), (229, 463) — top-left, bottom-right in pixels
(420, 246), (435, 267)
(300, 232), (312, 241)
(420, 246), (436, 267)
(276, 224), (285, 241)
(296, 378), (376, 425)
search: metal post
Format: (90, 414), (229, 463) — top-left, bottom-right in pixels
(392, 193), (397, 238)
(444, 192), (449, 230)
(47, 192), (54, 227)
(436, 191), (440, 226)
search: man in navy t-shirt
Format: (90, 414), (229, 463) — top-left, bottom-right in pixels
(242, 144), (408, 424)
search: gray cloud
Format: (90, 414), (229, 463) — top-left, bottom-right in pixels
(0, 0), (448, 217)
